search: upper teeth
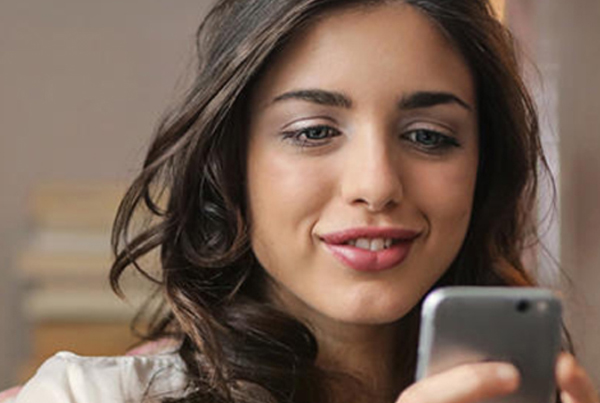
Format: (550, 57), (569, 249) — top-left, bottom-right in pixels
(347, 238), (394, 251)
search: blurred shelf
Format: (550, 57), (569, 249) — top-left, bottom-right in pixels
(16, 182), (155, 384)
(17, 250), (112, 280)
(29, 182), (126, 230)
(19, 321), (142, 383)
(23, 289), (147, 322)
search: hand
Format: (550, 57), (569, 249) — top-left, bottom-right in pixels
(557, 353), (599, 403)
(396, 362), (520, 403)
(396, 354), (599, 403)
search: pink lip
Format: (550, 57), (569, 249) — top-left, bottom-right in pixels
(320, 227), (420, 272)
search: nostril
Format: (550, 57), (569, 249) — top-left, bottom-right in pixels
(341, 160), (404, 212)
(353, 196), (400, 213)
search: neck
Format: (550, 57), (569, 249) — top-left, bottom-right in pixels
(313, 319), (404, 403)
(266, 280), (418, 403)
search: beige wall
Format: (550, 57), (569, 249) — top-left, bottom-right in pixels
(508, 0), (600, 388)
(0, 0), (214, 387)
(512, 0), (600, 388)
(552, 0), (600, 389)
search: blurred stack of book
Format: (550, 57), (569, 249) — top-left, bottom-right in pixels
(16, 182), (153, 380)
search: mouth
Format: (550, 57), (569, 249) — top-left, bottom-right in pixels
(319, 227), (420, 246)
(319, 227), (420, 272)
(342, 237), (401, 251)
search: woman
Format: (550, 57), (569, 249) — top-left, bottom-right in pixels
(7, 0), (599, 402)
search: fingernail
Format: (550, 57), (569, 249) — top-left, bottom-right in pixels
(497, 364), (519, 382)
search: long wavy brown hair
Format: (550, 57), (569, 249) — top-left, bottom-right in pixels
(110, 0), (556, 402)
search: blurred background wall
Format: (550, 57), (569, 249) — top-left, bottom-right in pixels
(1, 0), (600, 391)
(0, 0), (215, 387)
(550, 0), (600, 387)
(507, 0), (600, 388)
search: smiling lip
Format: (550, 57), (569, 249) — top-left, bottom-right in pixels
(320, 227), (420, 272)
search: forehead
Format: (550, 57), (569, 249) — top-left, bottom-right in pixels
(250, 3), (475, 110)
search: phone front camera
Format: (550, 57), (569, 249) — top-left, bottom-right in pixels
(516, 300), (530, 313)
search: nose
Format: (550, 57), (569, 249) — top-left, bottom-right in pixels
(340, 133), (403, 213)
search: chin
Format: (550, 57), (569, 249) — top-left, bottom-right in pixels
(324, 296), (418, 326)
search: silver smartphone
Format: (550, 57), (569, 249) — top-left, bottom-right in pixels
(416, 287), (562, 403)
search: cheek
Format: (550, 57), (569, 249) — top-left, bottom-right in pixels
(404, 157), (478, 234)
(247, 145), (334, 246)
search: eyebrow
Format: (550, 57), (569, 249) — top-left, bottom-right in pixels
(271, 89), (472, 111)
(272, 89), (353, 108)
(399, 91), (472, 112)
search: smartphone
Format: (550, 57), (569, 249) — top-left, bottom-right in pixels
(416, 286), (562, 403)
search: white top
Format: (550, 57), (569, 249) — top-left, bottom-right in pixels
(9, 351), (189, 403)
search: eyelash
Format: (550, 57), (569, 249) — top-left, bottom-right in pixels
(400, 129), (461, 152)
(281, 125), (341, 148)
(282, 125), (460, 152)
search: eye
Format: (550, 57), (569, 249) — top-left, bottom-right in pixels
(402, 129), (460, 152)
(282, 125), (341, 147)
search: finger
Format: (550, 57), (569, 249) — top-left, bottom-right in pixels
(556, 353), (599, 403)
(398, 362), (520, 403)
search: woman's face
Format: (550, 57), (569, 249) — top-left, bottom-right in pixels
(246, 3), (478, 327)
